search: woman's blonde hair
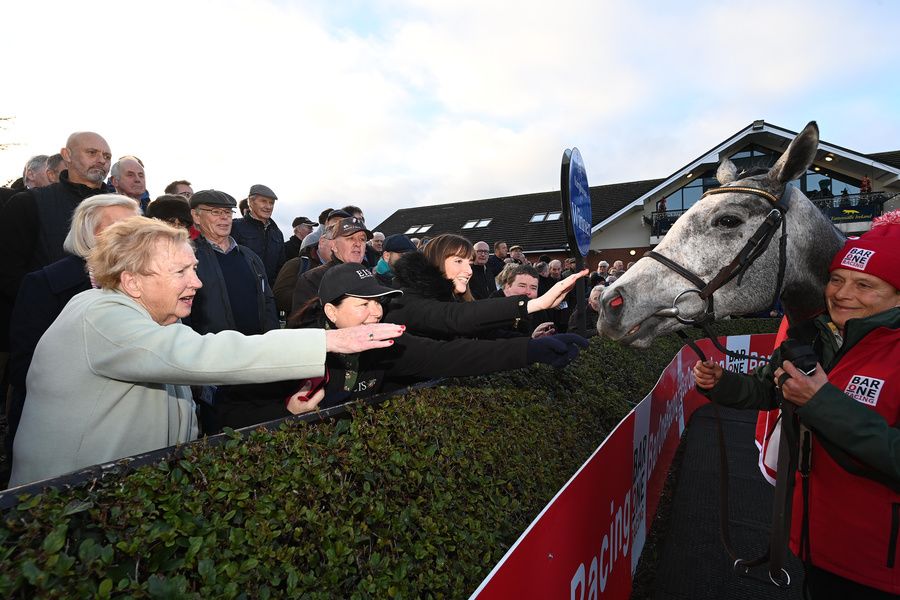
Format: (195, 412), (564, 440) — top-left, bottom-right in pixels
(422, 233), (475, 301)
(63, 194), (140, 258)
(88, 216), (191, 290)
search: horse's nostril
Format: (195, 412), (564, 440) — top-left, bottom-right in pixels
(609, 294), (624, 309)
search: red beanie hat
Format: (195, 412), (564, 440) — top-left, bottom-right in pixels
(829, 210), (900, 290)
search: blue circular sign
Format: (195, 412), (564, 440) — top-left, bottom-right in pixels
(566, 148), (592, 256)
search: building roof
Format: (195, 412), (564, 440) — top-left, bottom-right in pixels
(373, 178), (663, 252)
(870, 151), (900, 170)
(374, 120), (899, 252)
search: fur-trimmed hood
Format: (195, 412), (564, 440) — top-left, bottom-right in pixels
(392, 251), (456, 301)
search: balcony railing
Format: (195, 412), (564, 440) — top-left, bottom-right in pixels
(650, 192), (894, 238)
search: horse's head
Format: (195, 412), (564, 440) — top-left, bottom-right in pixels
(598, 121), (844, 347)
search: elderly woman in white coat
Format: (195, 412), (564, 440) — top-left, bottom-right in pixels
(9, 217), (403, 487)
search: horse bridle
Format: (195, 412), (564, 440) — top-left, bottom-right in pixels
(646, 184), (796, 588)
(645, 185), (790, 327)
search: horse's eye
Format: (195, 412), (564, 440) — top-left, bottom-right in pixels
(714, 215), (743, 228)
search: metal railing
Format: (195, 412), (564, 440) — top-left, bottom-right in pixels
(650, 192), (894, 238)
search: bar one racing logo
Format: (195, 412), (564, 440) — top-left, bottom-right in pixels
(843, 374), (884, 407)
(840, 247), (875, 270)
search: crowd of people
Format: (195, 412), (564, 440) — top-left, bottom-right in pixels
(0, 131), (594, 487)
(4, 132), (900, 598)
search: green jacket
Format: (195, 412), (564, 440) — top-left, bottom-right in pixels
(709, 307), (900, 479)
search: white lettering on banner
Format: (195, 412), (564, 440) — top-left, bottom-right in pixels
(844, 375), (884, 406)
(570, 199), (591, 235)
(647, 393), (684, 478)
(569, 491), (631, 597)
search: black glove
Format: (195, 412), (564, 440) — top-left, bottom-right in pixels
(527, 334), (589, 368)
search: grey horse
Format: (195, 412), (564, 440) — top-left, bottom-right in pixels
(598, 122), (845, 347)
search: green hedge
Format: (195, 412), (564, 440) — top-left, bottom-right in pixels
(0, 320), (777, 598)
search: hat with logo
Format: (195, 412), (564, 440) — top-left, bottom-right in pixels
(189, 189), (237, 209)
(383, 234), (417, 253)
(318, 262), (403, 304)
(332, 217), (372, 240)
(829, 210), (900, 289)
(248, 184), (277, 200)
(292, 216), (316, 228)
(509, 245), (523, 252)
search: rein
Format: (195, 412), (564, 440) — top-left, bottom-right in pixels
(649, 183), (795, 587)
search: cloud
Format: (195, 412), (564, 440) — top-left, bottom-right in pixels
(2, 0), (899, 233)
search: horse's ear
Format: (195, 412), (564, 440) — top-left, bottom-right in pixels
(716, 159), (738, 185)
(767, 121), (819, 186)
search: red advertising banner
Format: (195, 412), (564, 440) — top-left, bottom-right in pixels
(471, 334), (776, 600)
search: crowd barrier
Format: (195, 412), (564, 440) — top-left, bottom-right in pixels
(470, 333), (776, 599)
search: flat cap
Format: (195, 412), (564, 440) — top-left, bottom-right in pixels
(190, 189), (237, 209)
(249, 184), (277, 200)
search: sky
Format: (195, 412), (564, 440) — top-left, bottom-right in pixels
(2, 0), (900, 235)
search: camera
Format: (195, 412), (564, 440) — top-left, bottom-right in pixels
(778, 339), (818, 387)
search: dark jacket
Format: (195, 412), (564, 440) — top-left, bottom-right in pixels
(273, 255), (310, 315)
(485, 254), (506, 281)
(6, 255), (92, 459)
(231, 215), (286, 286)
(384, 251), (529, 341)
(8, 254), (91, 389)
(283, 235), (303, 260)
(567, 305), (599, 337)
(0, 172), (110, 350)
(216, 331), (530, 429)
(468, 264), (495, 299)
(291, 258), (341, 314)
(185, 237), (278, 335)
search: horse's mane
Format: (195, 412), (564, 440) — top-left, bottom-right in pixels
(737, 166), (769, 179)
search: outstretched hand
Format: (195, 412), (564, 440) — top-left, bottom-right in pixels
(527, 333), (590, 368)
(324, 323), (405, 354)
(528, 269), (589, 313)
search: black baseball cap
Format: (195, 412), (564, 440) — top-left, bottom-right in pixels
(383, 234), (417, 253)
(319, 263), (403, 305)
(292, 216), (315, 228)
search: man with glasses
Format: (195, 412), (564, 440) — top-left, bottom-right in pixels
(185, 189), (277, 336)
(185, 189), (279, 433)
(164, 180), (194, 200)
(469, 241), (495, 299)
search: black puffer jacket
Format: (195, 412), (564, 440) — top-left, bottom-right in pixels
(384, 251), (529, 340)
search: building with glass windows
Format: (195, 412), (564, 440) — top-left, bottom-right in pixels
(374, 120), (899, 268)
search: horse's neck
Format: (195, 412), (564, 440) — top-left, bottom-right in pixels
(781, 280), (827, 324)
(780, 191), (845, 325)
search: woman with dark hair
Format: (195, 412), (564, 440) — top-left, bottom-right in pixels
(384, 233), (586, 340)
(216, 263), (587, 425)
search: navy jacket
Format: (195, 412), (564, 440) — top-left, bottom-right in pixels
(185, 237), (278, 335)
(231, 215), (286, 286)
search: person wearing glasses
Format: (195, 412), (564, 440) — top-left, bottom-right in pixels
(468, 240), (494, 299)
(183, 189), (280, 432)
